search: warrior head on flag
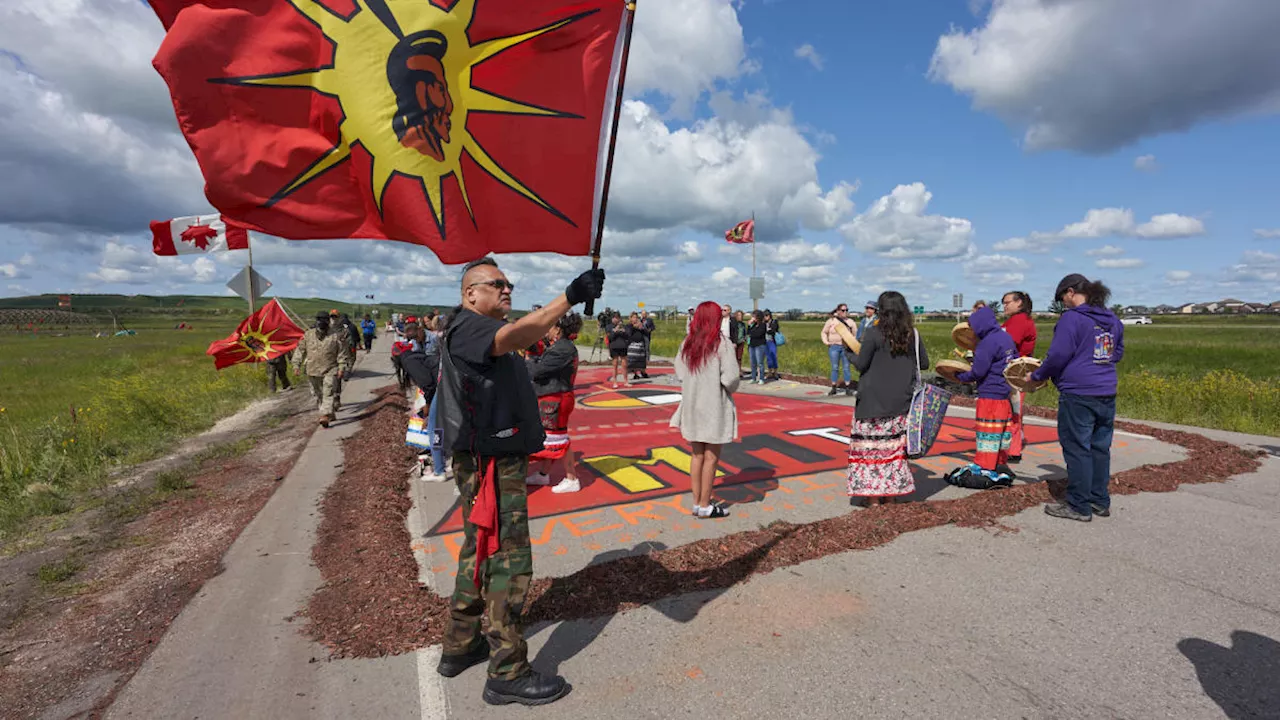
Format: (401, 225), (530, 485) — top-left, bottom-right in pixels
(725, 219), (755, 244)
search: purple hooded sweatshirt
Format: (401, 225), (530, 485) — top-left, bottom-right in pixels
(1030, 304), (1124, 395)
(954, 306), (1017, 399)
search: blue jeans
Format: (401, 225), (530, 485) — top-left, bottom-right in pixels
(828, 345), (851, 384)
(426, 394), (446, 472)
(749, 344), (767, 382)
(1057, 393), (1116, 515)
(765, 340), (778, 371)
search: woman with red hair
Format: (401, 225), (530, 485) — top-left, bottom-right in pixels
(669, 301), (740, 518)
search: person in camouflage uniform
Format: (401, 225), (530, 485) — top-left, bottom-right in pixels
(293, 312), (349, 427)
(435, 258), (603, 707)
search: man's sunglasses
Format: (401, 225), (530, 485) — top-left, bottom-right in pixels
(468, 279), (515, 292)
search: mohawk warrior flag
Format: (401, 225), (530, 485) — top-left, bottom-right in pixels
(724, 219), (755, 244)
(151, 214), (250, 256)
(146, 0), (631, 264)
(206, 299), (305, 369)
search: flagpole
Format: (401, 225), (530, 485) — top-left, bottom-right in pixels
(751, 210), (757, 313)
(584, 0), (638, 319)
(246, 239), (256, 314)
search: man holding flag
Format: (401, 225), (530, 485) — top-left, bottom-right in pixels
(434, 258), (603, 706)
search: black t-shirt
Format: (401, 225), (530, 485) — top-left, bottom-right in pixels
(448, 309), (506, 371)
(438, 309), (545, 456)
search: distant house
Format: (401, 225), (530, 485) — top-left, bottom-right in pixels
(1153, 304), (1177, 315)
(1122, 305), (1150, 315)
(1178, 303), (1198, 314)
(1219, 298), (1248, 313)
(1269, 302), (1280, 314)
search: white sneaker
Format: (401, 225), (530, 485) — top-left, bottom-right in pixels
(551, 478), (580, 494)
(421, 471), (448, 482)
(527, 472), (551, 486)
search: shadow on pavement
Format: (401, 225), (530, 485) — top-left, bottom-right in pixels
(529, 529), (796, 673)
(1178, 630), (1280, 719)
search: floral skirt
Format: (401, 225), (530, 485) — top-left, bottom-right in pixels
(531, 390), (575, 460)
(847, 414), (914, 497)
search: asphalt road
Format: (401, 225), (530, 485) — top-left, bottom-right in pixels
(107, 336), (1280, 719)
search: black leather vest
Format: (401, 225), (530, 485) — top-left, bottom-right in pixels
(438, 326), (546, 457)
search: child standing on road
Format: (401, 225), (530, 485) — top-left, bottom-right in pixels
(947, 305), (1019, 489)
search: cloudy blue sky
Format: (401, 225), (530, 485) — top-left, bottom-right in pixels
(2, 0), (1279, 312)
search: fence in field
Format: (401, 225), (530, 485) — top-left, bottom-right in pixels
(0, 309), (96, 328)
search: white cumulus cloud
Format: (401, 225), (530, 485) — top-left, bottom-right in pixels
(1252, 228), (1280, 239)
(929, 0), (1280, 152)
(794, 44), (824, 71)
(611, 97), (856, 237)
(1085, 245), (1126, 257)
(1096, 258), (1145, 270)
(1134, 154), (1158, 172)
(840, 183), (975, 260)
(628, 0), (750, 115)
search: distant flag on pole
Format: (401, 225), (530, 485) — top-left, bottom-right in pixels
(724, 219), (755, 244)
(57, 295), (71, 308)
(206, 299), (304, 369)
(151, 214), (250, 256)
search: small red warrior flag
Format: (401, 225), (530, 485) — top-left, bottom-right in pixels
(206, 299), (304, 370)
(151, 214), (250, 256)
(724, 219), (755, 244)
(146, 0), (631, 264)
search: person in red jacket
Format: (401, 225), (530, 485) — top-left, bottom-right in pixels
(1000, 290), (1037, 462)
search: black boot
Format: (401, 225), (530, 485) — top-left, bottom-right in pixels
(436, 640), (489, 678)
(828, 384), (839, 396)
(483, 670), (571, 706)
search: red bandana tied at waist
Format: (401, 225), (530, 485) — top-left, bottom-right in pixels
(469, 457), (501, 586)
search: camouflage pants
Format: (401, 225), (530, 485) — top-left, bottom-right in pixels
(444, 452), (532, 680)
(307, 372), (339, 417)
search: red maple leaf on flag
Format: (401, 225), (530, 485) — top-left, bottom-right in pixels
(180, 224), (219, 250)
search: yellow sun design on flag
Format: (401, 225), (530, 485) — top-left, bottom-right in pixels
(218, 0), (589, 236)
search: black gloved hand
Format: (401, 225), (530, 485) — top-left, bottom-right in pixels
(565, 268), (605, 306)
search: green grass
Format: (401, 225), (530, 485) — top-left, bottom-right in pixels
(0, 318), (271, 540)
(582, 316), (1280, 436)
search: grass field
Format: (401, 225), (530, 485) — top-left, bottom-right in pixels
(0, 315), (271, 540)
(580, 315), (1280, 437)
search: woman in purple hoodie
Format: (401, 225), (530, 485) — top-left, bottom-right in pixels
(948, 305), (1018, 489)
(1028, 274), (1125, 522)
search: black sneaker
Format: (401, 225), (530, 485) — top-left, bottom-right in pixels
(995, 464), (1018, 482)
(483, 670), (571, 706)
(828, 386), (839, 396)
(845, 386), (855, 397)
(1007, 455), (1022, 464)
(1088, 502), (1111, 517)
(1044, 503), (1091, 522)
(436, 640), (489, 678)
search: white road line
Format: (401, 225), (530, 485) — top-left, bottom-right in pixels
(417, 646), (450, 720)
(407, 470), (449, 719)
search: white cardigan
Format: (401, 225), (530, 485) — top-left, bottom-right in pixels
(669, 338), (740, 444)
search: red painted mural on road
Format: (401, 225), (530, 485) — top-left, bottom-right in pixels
(426, 367), (1058, 535)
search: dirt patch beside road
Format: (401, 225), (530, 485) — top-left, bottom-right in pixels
(0, 389), (317, 720)
(305, 384), (1263, 659)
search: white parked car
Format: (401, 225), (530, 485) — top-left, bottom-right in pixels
(1121, 316), (1152, 325)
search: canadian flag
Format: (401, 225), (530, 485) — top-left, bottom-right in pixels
(150, 214), (250, 256)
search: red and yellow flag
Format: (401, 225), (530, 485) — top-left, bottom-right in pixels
(147, 0), (630, 264)
(207, 299), (305, 370)
(724, 219), (755, 244)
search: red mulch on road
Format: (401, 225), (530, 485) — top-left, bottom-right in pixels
(306, 386), (1264, 658)
(304, 388), (449, 658)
